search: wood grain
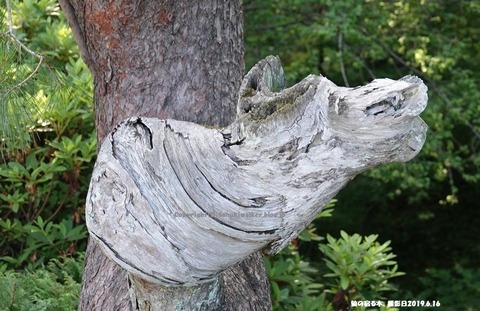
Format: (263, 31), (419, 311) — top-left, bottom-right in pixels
(86, 56), (428, 287)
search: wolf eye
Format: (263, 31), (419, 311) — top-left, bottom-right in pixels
(366, 95), (403, 116)
(389, 95), (402, 111)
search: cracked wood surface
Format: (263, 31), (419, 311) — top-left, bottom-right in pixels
(86, 56), (428, 287)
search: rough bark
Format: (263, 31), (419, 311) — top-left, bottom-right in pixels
(60, 0), (271, 310)
(86, 56), (428, 294)
(127, 275), (221, 310)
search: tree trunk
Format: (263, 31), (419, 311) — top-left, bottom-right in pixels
(59, 0), (272, 310)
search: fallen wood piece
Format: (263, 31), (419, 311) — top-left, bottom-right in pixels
(86, 56), (428, 287)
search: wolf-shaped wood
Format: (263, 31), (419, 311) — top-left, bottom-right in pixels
(86, 56), (428, 286)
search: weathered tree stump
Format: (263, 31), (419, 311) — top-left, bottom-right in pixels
(86, 56), (428, 309)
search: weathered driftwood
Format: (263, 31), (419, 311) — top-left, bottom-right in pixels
(86, 56), (428, 289)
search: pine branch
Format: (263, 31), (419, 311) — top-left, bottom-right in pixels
(3, 0), (43, 95)
(1, 0), (48, 151)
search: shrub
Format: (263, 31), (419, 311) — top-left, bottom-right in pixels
(0, 0), (94, 269)
(0, 254), (84, 311)
(320, 231), (404, 311)
(266, 203), (334, 311)
(416, 265), (480, 310)
(267, 202), (404, 311)
(0, 58), (94, 269)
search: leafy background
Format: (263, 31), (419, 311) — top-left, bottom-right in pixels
(245, 1), (480, 309)
(1, 0), (479, 310)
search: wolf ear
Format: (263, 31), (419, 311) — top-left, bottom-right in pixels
(240, 55), (285, 95)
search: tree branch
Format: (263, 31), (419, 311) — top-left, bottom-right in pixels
(2, 0), (43, 93)
(337, 30), (349, 87)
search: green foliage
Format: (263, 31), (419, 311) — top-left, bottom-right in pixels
(11, 0), (77, 63)
(245, 0), (480, 205)
(379, 1), (480, 204)
(320, 231), (403, 310)
(0, 217), (87, 269)
(0, 35), (51, 151)
(267, 202), (404, 311)
(266, 202), (335, 311)
(0, 0), (81, 151)
(415, 265), (480, 311)
(266, 246), (329, 311)
(245, 1), (480, 308)
(0, 61), (93, 268)
(0, 254), (84, 311)
(0, 0), (94, 270)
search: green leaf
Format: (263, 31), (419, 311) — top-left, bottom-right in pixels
(340, 275), (350, 290)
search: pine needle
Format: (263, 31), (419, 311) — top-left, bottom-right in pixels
(0, 1), (66, 153)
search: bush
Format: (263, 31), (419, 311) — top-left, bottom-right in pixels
(266, 245), (328, 311)
(415, 265), (480, 310)
(0, 254), (84, 311)
(0, 59), (94, 269)
(266, 203), (334, 311)
(320, 231), (403, 311)
(267, 202), (403, 311)
(0, 0), (94, 270)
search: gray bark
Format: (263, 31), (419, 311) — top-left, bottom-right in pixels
(86, 56), (428, 308)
